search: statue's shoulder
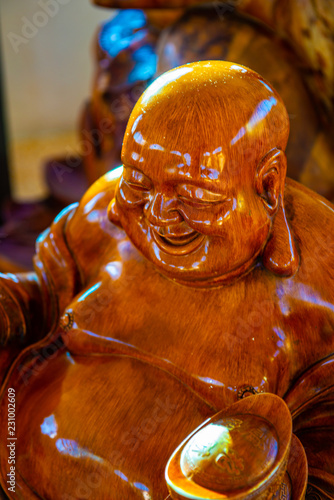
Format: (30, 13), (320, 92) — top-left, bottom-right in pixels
(285, 178), (334, 277)
(285, 178), (334, 229)
(65, 168), (126, 269)
(76, 168), (122, 218)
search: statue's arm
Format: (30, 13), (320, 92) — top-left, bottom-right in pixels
(0, 203), (79, 351)
(0, 203), (79, 383)
(285, 354), (334, 498)
(0, 171), (121, 352)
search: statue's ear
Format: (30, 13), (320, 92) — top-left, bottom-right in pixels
(107, 198), (123, 228)
(256, 149), (299, 277)
(255, 148), (286, 216)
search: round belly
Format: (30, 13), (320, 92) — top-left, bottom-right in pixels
(1, 351), (214, 499)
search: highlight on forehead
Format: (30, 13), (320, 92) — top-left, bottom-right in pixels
(125, 100), (229, 178)
(126, 146), (226, 182)
(123, 61), (289, 172)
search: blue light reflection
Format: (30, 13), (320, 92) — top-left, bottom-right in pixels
(56, 439), (104, 463)
(41, 414), (58, 439)
(129, 45), (157, 84)
(134, 482), (149, 491)
(231, 97), (277, 145)
(99, 10), (147, 58)
(247, 97), (277, 130)
(77, 283), (101, 303)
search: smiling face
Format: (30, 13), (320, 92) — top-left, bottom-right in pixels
(116, 151), (270, 284)
(112, 62), (289, 284)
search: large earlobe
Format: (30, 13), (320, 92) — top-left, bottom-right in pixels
(256, 149), (299, 277)
(262, 204), (299, 277)
(107, 198), (123, 229)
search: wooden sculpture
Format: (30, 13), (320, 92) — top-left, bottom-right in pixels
(2, 0), (334, 273)
(47, 0), (334, 197)
(84, 0), (334, 197)
(1, 61), (334, 499)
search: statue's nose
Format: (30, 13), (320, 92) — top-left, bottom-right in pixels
(144, 193), (183, 226)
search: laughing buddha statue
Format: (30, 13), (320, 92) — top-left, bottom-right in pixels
(1, 61), (334, 499)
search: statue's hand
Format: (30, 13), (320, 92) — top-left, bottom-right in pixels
(166, 394), (307, 500)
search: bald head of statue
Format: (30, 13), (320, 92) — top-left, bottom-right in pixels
(109, 61), (298, 285)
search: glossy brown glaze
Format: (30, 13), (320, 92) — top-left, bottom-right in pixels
(156, 6), (334, 200)
(4, 0), (334, 277)
(2, 0), (333, 274)
(0, 62), (334, 499)
(84, 3), (334, 199)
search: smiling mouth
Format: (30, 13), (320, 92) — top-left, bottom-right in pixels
(152, 228), (205, 255)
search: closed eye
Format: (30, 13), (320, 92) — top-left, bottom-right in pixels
(125, 180), (151, 192)
(176, 185), (227, 207)
(123, 166), (152, 191)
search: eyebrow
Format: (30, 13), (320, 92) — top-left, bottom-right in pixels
(124, 164), (224, 192)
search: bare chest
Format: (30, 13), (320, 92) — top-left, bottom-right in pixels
(60, 256), (334, 408)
